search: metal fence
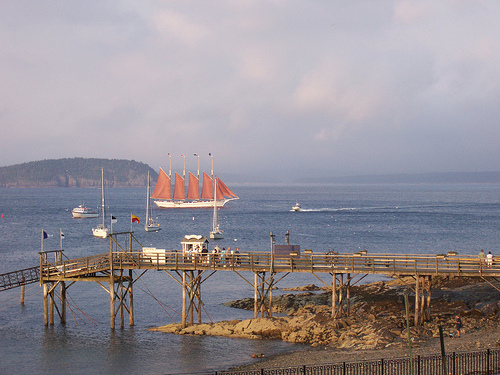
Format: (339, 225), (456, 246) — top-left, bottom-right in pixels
(212, 348), (500, 375)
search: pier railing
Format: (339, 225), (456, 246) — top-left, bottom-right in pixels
(215, 347), (500, 375)
(39, 250), (496, 280)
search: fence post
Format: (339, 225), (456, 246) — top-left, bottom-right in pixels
(380, 358), (384, 374)
(487, 348), (490, 375)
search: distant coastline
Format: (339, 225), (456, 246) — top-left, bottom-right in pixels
(1, 158), (499, 187)
(0, 158), (157, 188)
(298, 171), (500, 184)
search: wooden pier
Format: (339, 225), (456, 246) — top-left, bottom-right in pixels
(2, 231), (499, 329)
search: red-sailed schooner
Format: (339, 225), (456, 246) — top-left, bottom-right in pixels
(151, 156), (239, 209)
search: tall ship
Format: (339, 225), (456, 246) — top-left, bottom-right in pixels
(151, 154), (239, 209)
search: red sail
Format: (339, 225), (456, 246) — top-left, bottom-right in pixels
(215, 180), (224, 200)
(216, 176), (238, 198)
(187, 172), (199, 200)
(200, 172), (213, 200)
(151, 168), (171, 199)
(173, 172), (185, 200)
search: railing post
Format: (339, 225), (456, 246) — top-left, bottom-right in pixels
(487, 348), (490, 375)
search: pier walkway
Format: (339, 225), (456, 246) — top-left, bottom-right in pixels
(3, 231), (499, 329)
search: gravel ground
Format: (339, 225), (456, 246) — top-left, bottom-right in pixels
(233, 319), (500, 371)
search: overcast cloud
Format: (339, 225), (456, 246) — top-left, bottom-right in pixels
(1, 1), (499, 181)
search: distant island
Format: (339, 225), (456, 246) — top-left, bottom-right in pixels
(0, 158), (158, 188)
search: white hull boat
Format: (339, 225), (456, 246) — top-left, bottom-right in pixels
(72, 205), (98, 218)
(92, 226), (109, 238)
(151, 155), (238, 209)
(292, 203), (301, 211)
(154, 198), (231, 209)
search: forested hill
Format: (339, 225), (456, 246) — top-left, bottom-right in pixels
(0, 158), (158, 188)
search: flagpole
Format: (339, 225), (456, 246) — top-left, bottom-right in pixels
(130, 213), (133, 232)
(60, 228), (63, 250)
(41, 229), (44, 253)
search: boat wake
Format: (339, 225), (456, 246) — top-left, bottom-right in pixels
(290, 204), (450, 213)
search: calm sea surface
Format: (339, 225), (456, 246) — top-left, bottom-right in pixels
(1, 183), (500, 374)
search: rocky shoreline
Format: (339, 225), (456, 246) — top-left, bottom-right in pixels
(149, 276), (500, 369)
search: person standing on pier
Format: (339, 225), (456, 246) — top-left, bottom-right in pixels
(486, 251), (493, 268)
(478, 249), (486, 268)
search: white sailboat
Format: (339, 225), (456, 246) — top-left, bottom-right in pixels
(145, 170), (161, 232)
(92, 169), (109, 238)
(210, 178), (223, 239)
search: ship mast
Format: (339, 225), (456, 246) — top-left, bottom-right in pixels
(181, 154), (185, 179)
(209, 152), (214, 179)
(168, 153), (171, 178)
(194, 153), (200, 179)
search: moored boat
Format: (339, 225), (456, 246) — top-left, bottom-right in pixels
(92, 169), (109, 238)
(145, 170), (161, 232)
(72, 205), (98, 218)
(210, 178), (223, 239)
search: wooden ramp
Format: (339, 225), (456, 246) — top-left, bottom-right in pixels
(0, 266), (39, 291)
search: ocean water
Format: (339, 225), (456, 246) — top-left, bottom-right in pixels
(1, 183), (500, 374)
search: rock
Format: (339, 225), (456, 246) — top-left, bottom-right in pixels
(150, 278), (500, 351)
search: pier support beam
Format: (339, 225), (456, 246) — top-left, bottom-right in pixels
(181, 270), (203, 328)
(253, 271), (276, 318)
(42, 281), (67, 326)
(331, 273), (352, 319)
(109, 270), (134, 330)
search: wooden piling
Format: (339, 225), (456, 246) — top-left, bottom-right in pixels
(332, 273), (337, 318)
(43, 282), (48, 326)
(414, 276), (420, 326)
(254, 272), (258, 319)
(182, 271), (187, 327)
(129, 270), (134, 326)
(60, 281), (66, 324)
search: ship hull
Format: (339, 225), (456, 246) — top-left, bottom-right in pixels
(154, 199), (231, 209)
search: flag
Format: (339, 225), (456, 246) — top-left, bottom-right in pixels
(60, 231), (65, 239)
(181, 154), (184, 157)
(131, 214), (140, 224)
(194, 153), (198, 156)
(111, 215), (117, 224)
(43, 230), (48, 239)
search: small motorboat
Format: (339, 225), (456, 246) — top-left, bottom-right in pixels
(292, 203), (301, 212)
(72, 205), (98, 218)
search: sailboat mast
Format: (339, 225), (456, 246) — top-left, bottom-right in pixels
(101, 168), (105, 227)
(212, 178), (217, 230)
(145, 170), (150, 230)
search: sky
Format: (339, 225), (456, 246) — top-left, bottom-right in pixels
(1, 1), (499, 182)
